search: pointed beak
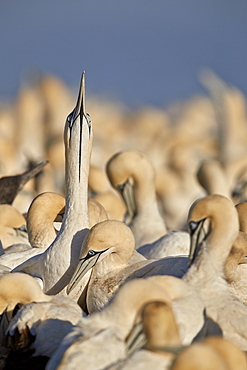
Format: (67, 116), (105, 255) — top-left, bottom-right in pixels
(188, 219), (206, 268)
(72, 71), (86, 123)
(65, 71), (92, 182)
(67, 248), (109, 294)
(68, 71), (91, 130)
(125, 320), (146, 355)
(118, 179), (137, 223)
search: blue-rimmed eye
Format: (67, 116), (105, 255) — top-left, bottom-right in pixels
(189, 221), (198, 231)
(67, 112), (73, 123)
(86, 113), (92, 124)
(19, 225), (27, 232)
(88, 250), (96, 256)
(117, 183), (125, 193)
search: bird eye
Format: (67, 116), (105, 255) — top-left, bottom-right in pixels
(88, 250), (96, 256)
(19, 225), (27, 232)
(86, 113), (92, 124)
(67, 112), (73, 123)
(117, 184), (125, 193)
(189, 221), (198, 231)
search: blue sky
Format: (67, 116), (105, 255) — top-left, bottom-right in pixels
(1, 1), (247, 107)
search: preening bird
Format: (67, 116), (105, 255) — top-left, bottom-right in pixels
(184, 194), (247, 350)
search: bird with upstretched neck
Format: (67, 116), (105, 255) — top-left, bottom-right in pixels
(13, 72), (93, 300)
(0, 192), (109, 269)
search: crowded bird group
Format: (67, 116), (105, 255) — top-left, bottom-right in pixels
(0, 70), (247, 369)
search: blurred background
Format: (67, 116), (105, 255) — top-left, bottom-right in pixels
(1, 1), (247, 107)
(0, 1), (247, 229)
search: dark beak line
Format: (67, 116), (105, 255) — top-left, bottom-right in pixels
(80, 248), (109, 262)
(71, 71), (86, 182)
(73, 71), (85, 123)
(188, 220), (205, 267)
(81, 71), (86, 118)
(67, 248), (109, 294)
(78, 72), (84, 182)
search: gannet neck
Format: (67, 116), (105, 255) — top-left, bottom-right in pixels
(27, 192), (65, 248)
(62, 94), (92, 229)
(130, 153), (158, 210)
(188, 195), (239, 274)
(107, 150), (158, 210)
(14, 72), (93, 296)
(43, 73), (92, 293)
(88, 198), (108, 228)
(196, 159), (231, 198)
(146, 275), (191, 301)
(90, 278), (170, 339)
(106, 150), (167, 246)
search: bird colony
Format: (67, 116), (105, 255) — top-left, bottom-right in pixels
(0, 70), (246, 369)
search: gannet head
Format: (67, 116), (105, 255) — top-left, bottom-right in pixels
(67, 220), (135, 294)
(187, 217), (209, 268)
(187, 194), (239, 268)
(106, 151), (153, 222)
(66, 71), (91, 130)
(0, 273), (50, 344)
(64, 71), (93, 182)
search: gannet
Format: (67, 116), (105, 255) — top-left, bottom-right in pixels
(67, 220), (189, 313)
(13, 72), (92, 296)
(106, 150), (190, 259)
(184, 194), (247, 350)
